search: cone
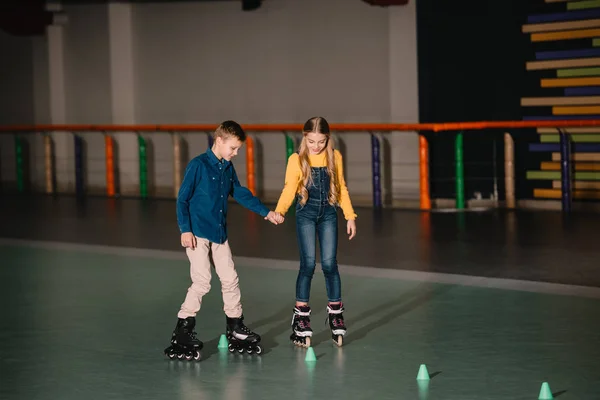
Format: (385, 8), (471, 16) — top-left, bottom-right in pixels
(305, 347), (317, 362)
(416, 364), (430, 381)
(217, 334), (228, 349)
(538, 382), (553, 400)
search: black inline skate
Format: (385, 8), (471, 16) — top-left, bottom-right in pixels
(290, 305), (313, 348)
(226, 315), (262, 355)
(164, 317), (203, 361)
(326, 303), (346, 347)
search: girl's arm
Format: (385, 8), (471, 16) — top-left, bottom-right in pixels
(275, 153), (302, 215)
(334, 150), (357, 220)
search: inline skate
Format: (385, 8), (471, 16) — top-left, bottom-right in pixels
(290, 305), (313, 348)
(326, 303), (346, 347)
(164, 316), (203, 361)
(226, 315), (263, 355)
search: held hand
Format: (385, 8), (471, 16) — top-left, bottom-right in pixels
(181, 232), (197, 249)
(265, 211), (285, 225)
(274, 212), (285, 224)
(347, 219), (356, 240)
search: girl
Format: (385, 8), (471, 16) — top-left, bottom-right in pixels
(275, 116), (357, 347)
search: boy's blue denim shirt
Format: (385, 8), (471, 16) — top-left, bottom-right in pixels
(176, 148), (269, 244)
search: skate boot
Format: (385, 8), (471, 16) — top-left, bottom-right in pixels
(226, 315), (262, 355)
(290, 305), (313, 348)
(164, 317), (203, 361)
(326, 303), (346, 347)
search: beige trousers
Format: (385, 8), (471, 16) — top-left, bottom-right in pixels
(177, 237), (243, 319)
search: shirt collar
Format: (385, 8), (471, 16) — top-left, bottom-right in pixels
(206, 148), (230, 167)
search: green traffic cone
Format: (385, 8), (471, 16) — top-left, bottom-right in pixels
(217, 334), (228, 349)
(538, 382), (553, 400)
(416, 364), (430, 380)
(305, 347), (317, 362)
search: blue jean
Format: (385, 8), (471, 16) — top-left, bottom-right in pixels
(295, 199), (341, 303)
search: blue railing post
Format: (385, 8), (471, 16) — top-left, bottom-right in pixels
(371, 133), (382, 208)
(559, 129), (572, 212)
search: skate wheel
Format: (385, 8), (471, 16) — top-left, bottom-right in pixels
(185, 353), (193, 361)
(334, 335), (343, 347)
(193, 350), (201, 361)
(246, 348), (253, 354)
(177, 353), (184, 359)
(305, 337), (311, 348)
(255, 345), (263, 355)
(228, 343), (235, 353)
(165, 349), (176, 359)
(237, 347), (244, 354)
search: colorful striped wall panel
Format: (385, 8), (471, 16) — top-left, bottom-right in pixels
(523, 1), (600, 201)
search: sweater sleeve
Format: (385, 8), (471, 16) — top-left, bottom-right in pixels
(275, 153), (302, 215)
(335, 150), (357, 220)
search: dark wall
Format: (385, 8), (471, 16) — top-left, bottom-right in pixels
(416, 0), (564, 201)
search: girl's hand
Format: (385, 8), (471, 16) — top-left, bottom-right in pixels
(347, 219), (356, 240)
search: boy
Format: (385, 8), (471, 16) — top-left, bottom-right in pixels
(164, 120), (284, 360)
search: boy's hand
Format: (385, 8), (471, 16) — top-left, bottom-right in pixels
(265, 211), (284, 225)
(181, 232), (196, 249)
(347, 220), (356, 240)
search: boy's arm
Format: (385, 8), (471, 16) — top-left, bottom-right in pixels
(230, 166), (270, 218)
(176, 160), (201, 233)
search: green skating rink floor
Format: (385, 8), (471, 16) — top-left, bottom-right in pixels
(1, 240), (599, 400)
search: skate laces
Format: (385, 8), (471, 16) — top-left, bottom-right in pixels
(238, 323), (252, 334)
(187, 330), (198, 339)
(297, 317), (311, 329)
(330, 315), (345, 328)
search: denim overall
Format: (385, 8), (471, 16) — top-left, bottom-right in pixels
(294, 166), (341, 303)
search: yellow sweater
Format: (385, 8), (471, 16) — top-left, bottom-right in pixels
(275, 150), (357, 220)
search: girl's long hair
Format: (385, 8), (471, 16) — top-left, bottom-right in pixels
(297, 117), (339, 206)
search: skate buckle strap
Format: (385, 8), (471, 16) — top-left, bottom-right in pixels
(294, 306), (311, 317)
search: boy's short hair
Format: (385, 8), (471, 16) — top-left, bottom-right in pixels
(213, 120), (246, 142)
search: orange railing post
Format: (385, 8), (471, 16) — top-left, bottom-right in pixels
(246, 136), (256, 195)
(105, 135), (115, 197)
(419, 134), (431, 210)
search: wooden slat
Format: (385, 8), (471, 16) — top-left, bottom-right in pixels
(542, 77), (600, 87)
(534, 188), (600, 199)
(553, 180), (600, 189)
(557, 67), (600, 77)
(568, 0), (600, 10)
(538, 127), (600, 133)
(541, 161), (600, 170)
(527, 171), (600, 180)
(553, 105), (600, 114)
(523, 18), (600, 33)
(531, 28), (600, 42)
(527, 57), (600, 70)
(540, 134), (600, 142)
(552, 152), (600, 161)
(521, 96), (600, 106)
